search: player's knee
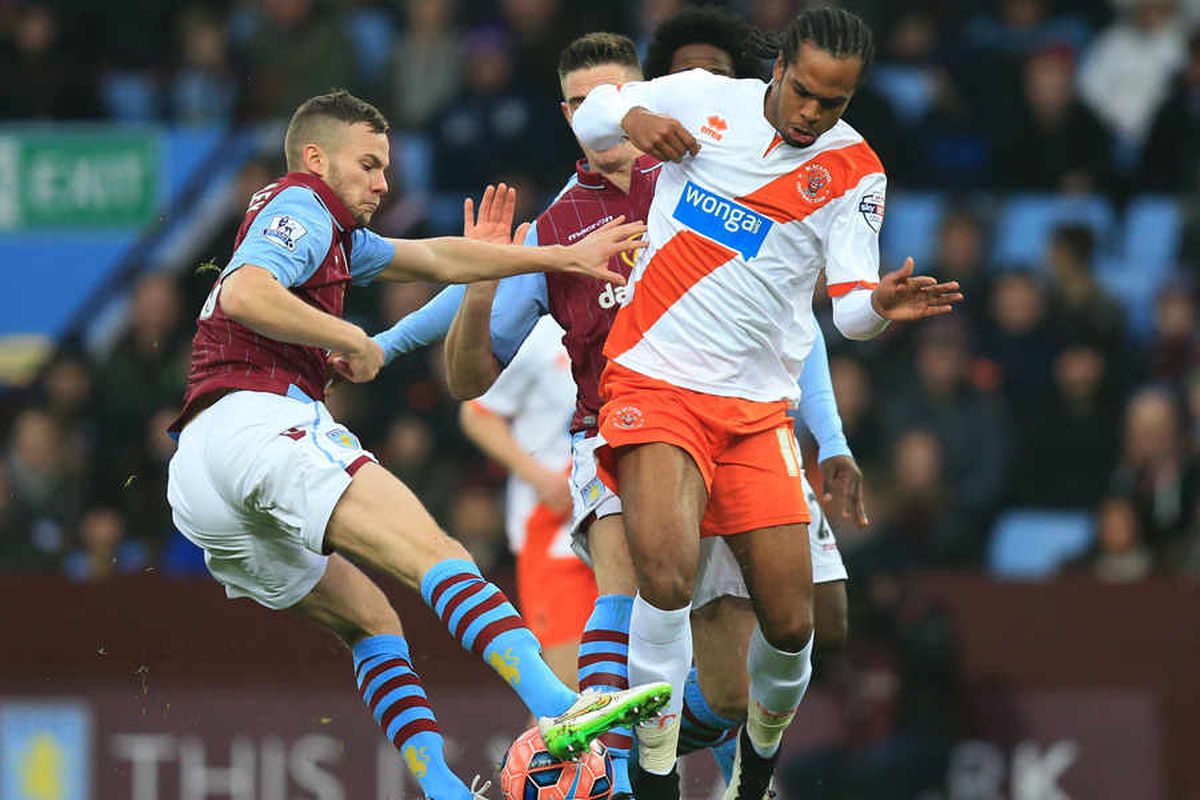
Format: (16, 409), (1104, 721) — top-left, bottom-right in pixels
(639, 565), (695, 610)
(761, 609), (814, 654)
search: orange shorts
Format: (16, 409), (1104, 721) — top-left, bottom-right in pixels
(515, 502), (597, 648)
(596, 363), (810, 536)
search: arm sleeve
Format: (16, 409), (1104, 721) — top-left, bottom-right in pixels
(826, 172), (890, 340)
(225, 186), (332, 287)
(371, 284), (465, 365)
(348, 227), (397, 286)
(489, 221), (550, 366)
(571, 69), (715, 151)
(796, 328), (851, 462)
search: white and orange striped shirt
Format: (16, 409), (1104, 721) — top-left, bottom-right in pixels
(573, 69), (889, 404)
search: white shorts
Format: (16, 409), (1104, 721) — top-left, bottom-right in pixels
(567, 432), (623, 563)
(167, 388), (376, 610)
(692, 472), (847, 608)
(566, 433), (846, 601)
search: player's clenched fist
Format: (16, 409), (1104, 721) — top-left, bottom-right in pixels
(329, 333), (385, 383)
(621, 107), (700, 163)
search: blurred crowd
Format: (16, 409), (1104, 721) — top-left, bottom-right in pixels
(5, 0), (1200, 792)
(2, 0), (1200, 584)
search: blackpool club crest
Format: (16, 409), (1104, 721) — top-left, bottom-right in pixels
(798, 162), (833, 204)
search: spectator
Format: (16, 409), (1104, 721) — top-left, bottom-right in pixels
(0, 3), (96, 119)
(63, 508), (148, 582)
(1045, 224), (1127, 364)
(1141, 30), (1200, 191)
(239, 0), (356, 120)
(429, 26), (552, 195)
(96, 273), (189, 466)
(377, 415), (459, 522)
(996, 46), (1114, 192)
(1111, 386), (1200, 552)
(1078, 0), (1187, 148)
(447, 484), (507, 572)
(3, 408), (83, 571)
(869, 429), (965, 568)
(1064, 496), (1153, 581)
(884, 317), (1009, 561)
(829, 354), (885, 477)
(963, 0), (1092, 58)
(168, 6), (237, 123)
(391, 0), (462, 130)
(1148, 288), (1199, 381)
(927, 207), (991, 324)
(981, 272), (1060, 423)
(1015, 345), (1121, 507)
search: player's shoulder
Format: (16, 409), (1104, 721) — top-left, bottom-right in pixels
(815, 120), (885, 177)
(242, 185), (334, 255)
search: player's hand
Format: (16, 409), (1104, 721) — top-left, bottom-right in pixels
(560, 216), (645, 284)
(622, 107), (700, 163)
(531, 466), (573, 516)
(870, 258), (963, 321)
(820, 454), (869, 528)
(328, 334), (384, 384)
(464, 183), (526, 245)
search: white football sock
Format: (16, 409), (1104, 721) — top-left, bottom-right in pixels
(628, 593), (692, 775)
(746, 626), (813, 759)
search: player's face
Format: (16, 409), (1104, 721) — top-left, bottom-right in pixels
(669, 43), (735, 77)
(325, 122), (391, 226)
(768, 42), (862, 148)
(562, 63), (641, 172)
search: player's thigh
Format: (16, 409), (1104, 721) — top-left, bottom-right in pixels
(586, 513), (637, 596)
(615, 442), (707, 603)
(691, 594), (755, 721)
(325, 461), (468, 591)
(292, 553), (402, 645)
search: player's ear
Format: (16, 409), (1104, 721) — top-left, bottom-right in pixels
(302, 142), (326, 177)
(561, 101), (571, 125)
(772, 55), (784, 83)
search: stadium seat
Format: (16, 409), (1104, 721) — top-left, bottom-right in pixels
(1095, 255), (1159, 339)
(100, 72), (159, 121)
(986, 509), (1095, 579)
(991, 194), (1115, 270)
(880, 192), (944, 270)
(1121, 195), (1181, 279)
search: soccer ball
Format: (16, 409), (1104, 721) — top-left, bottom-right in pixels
(499, 727), (613, 800)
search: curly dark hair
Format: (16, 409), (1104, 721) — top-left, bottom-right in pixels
(643, 5), (766, 80)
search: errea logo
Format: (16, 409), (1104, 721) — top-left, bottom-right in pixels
(597, 281), (631, 309)
(700, 115), (728, 141)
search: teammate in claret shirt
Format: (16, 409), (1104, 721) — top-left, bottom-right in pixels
(164, 89), (669, 800)
(571, 8), (962, 799)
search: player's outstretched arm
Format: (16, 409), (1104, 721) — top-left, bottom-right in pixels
(460, 403), (572, 515)
(221, 265), (383, 382)
(377, 192), (644, 285)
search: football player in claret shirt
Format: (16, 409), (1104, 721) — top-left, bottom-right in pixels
(572, 8), (962, 799)
(165, 89), (668, 800)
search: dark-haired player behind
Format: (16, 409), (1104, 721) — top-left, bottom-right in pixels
(165, 89), (670, 800)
